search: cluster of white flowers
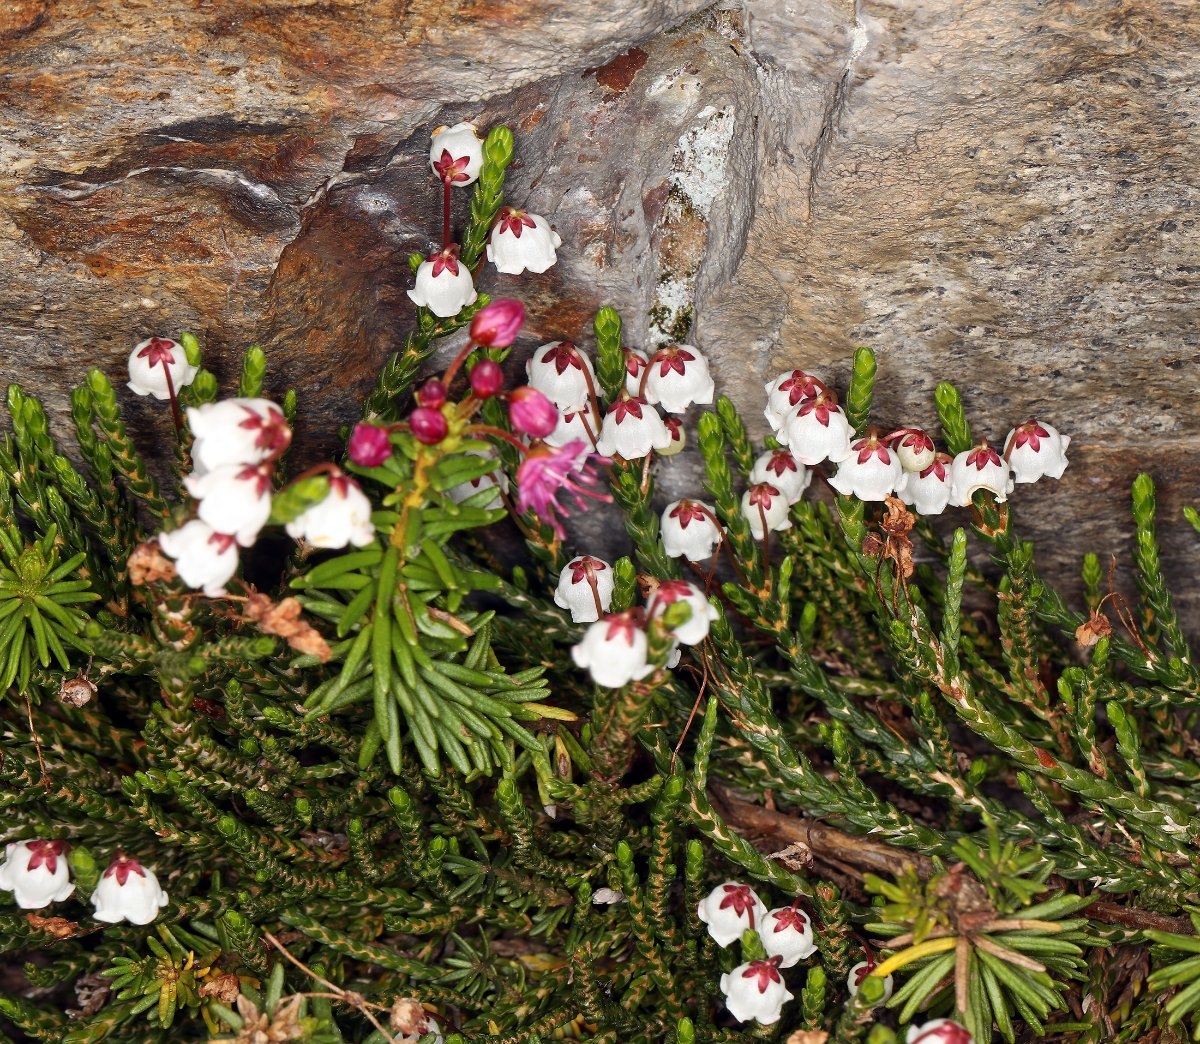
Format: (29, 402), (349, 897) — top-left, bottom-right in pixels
(568, 575), (718, 688)
(408, 123), (564, 318)
(764, 368), (1070, 515)
(524, 338), (711, 460)
(0, 841), (168, 925)
(148, 385), (374, 596)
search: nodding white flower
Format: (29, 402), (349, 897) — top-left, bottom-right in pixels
(285, 471), (375, 549)
(624, 348), (650, 396)
(949, 440), (1013, 506)
(847, 959), (894, 1004)
(446, 451), (507, 506)
(554, 555), (614, 623)
(643, 344), (715, 414)
(661, 499), (722, 562)
(898, 454), (953, 516)
(487, 207), (561, 274)
(780, 393), (854, 466)
(648, 579), (719, 645)
(185, 463), (274, 547)
(764, 370), (822, 430)
(595, 395), (673, 460)
(429, 122), (484, 186)
(158, 519), (240, 596)
(571, 611), (653, 688)
(0, 840), (74, 909)
(906, 1019), (973, 1044)
(890, 428), (938, 473)
(544, 403), (600, 450)
(761, 904), (817, 968)
(1004, 419), (1070, 483)
(697, 881), (768, 947)
(741, 482), (792, 539)
(526, 341), (596, 412)
(829, 434), (903, 501)
(91, 853), (169, 925)
(391, 1000), (444, 1044)
(750, 449), (811, 504)
(187, 398), (291, 476)
(660, 417), (686, 456)
(408, 247), (478, 318)
(127, 336), (198, 400)
(719, 958), (794, 1025)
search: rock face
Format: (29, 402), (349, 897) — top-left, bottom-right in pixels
(1, 0), (1198, 617)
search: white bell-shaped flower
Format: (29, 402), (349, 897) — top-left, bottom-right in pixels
(127, 337), (198, 400)
(643, 344), (715, 414)
(624, 348), (649, 396)
(571, 611), (653, 688)
(526, 341), (596, 412)
(829, 435), (903, 501)
(906, 1019), (973, 1044)
(487, 208), (561, 275)
(158, 519), (240, 597)
(445, 450), (507, 505)
(1004, 419), (1070, 483)
(760, 904), (817, 968)
(185, 463), (274, 547)
(91, 853), (169, 925)
(764, 370), (822, 430)
(847, 959), (894, 1004)
(285, 471), (375, 549)
(697, 882), (768, 946)
(950, 441), (1014, 506)
(751, 449), (811, 505)
(719, 958), (794, 1025)
(661, 499), (722, 562)
(780, 394), (854, 466)
(429, 122), (484, 185)
(554, 556), (614, 623)
(891, 428), (938, 473)
(595, 395), (673, 460)
(648, 579), (719, 646)
(660, 417), (686, 456)
(0, 840), (74, 909)
(898, 455), (953, 516)
(741, 483), (792, 539)
(408, 248), (478, 319)
(187, 398), (291, 476)
(544, 404), (600, 450)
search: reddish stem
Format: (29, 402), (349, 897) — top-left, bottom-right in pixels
(442, 338), (480, 391)
(466, 424), (530, 456)
(159, 361), (183, 437)
(442, 178), (453, 250)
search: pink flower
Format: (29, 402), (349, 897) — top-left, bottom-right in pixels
(508, 386), (559, 438)
(348, 423), (392, 467)
(470, 298), (526, 348)
(516, 440), (611, 538)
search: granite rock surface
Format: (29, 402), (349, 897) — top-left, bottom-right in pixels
(1, 0), (1197, 618)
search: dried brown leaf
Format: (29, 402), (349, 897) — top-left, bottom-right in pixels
(243, 594), (330, 662)
(127, 542), (177, 587)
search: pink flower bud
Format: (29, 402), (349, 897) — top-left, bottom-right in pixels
(470, 359), (505, 398)
(470, 298), (525, 347)
(348, 423), (392, 467)
(508, 386), (558, 438)
(410, 408), (449, 445)
(417, 380), (448, 409)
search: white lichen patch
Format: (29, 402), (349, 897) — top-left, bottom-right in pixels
(648, 106), (736, 345)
